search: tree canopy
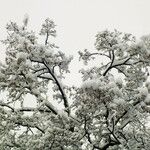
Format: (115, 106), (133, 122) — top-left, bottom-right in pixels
(0, 18), (150, 150)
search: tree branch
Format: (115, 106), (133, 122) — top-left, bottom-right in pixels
(43, 60), (70, 115)
(84, 52), (110, 59)
(45, 32), (49, 45)
(103, 50), (115, 76)
(15, 121), (45, 133)
(115, 100), (141, 125)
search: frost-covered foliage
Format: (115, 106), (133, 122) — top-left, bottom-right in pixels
(0, 19), (150, 150)
(77, 30), (150, 150)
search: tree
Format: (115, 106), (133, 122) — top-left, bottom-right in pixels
(0, 18), (150, 150)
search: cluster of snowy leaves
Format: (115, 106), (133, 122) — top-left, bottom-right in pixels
(76, 30), (150, 149)
(0, 18), (78, 150)
(1, 18), (150, 150)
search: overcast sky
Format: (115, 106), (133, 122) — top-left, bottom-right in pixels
(0, 0), (150, 85)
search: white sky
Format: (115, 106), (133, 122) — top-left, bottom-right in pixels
(0, 0), (150, 85)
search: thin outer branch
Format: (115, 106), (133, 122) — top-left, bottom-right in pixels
(19, 71), (58, 115)
(37, 75), (53, 80)
(15, 121), (45, 134)
(114, 67), (128, 77)
(0, 102), (14, 111)
(115, 100), (141, 125)
(45, 32), (49, 45)
(0, 102), (52, 113)
(84, 52), (110, 59)
(102, 54), (145, 76)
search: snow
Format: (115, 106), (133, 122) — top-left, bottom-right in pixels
(113, 97), (125, 105)
(2, 16), (150, 150)
(23, 14), (29, 27)
(82, 78), (101, 90)
(25, 59), (32, 68)
(16, 52), (28, 60)
(112, 57), (130, 66)
(145, 81), (150, 91)
(144, 94), (150, 105)
(31, 89), (40, 96)
(140, 101), (146, 107)
(57, 109), (69, 121)
(138, 86), (148, 97)
(109, 83), (123, 97)
(107, 81), (116, 89)
(115, 77), (123, 86)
